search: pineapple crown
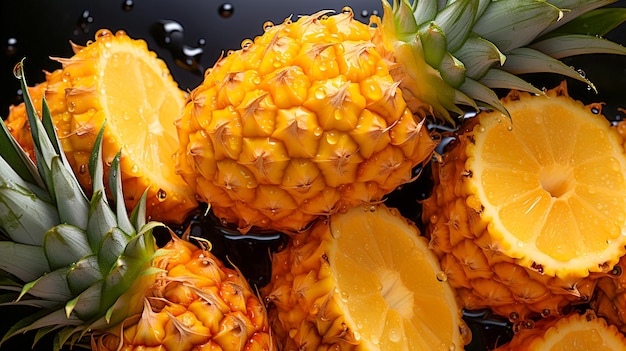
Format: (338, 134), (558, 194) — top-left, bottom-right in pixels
(0, 61), (162, 350)
(381, 0), (626, 123)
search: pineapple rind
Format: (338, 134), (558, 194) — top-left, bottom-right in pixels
(0, 68), (159, 349)
(175, 9), (437, 233)
(422, 84), (626, 323)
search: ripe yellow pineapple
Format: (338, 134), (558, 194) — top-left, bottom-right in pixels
(5, 29), (197, 224)
(492, 310), (626, 351)
(262, 204), (469, 350)
(421, 82), (626, 323)
(0, 72), (272, 351)
(174, 0), (626, 233)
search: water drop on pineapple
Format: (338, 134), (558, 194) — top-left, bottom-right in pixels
(157, 188), (167, 201)
(218, 3), (234, 18)
(263, 21), (274, 31)
(436, 271), (448, 282)
(388, 328), (401, 343)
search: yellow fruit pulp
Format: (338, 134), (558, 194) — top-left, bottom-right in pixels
(331, 206), (466, 350)
(6, 29), (197, 224)
(466, 86), (626, 278)
(494, 310), (626, 351)
(263, 204), (468, 350)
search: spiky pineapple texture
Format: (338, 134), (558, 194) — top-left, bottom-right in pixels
(0, 64), (163, 349)
(175, 0), (626, 234)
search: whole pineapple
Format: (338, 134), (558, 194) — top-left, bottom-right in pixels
(0, 68), (272, 351)
(174, 0), (626, 233)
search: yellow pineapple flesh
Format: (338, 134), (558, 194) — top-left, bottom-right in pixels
(421, 82), (626, 323)
(5, 29), (197, 224)
(262, 204), (469, 351)
(492, 310), (626, 351)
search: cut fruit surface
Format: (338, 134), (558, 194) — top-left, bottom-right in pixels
(263, 204), (468, 350)
(466, 85), (626, 278)
(5, 29), (197, 224)
(493, 310), (626, 351)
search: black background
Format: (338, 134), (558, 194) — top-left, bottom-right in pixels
(1, 1), (626, 350)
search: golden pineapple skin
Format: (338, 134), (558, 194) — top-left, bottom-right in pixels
(421, 86), (620, 323)
(174, 9), (436, 233)
(93, 235), (273, 351)
(5, 30), (197, 225)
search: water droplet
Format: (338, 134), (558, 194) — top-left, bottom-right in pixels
(218, 3), (234, 18)
(131, 164), (139, 173)
(118, 0), (133, 11)
(152, 20), (205, 75)
(76, 10), (94, 35)
(340, 291), (349, 302)
(341, 6), (354, 16)
(436, 271), (448, 282)
(79, 164), (87, 174)
(388, 328), (401, 342)
(314, 88), (326, 99)
(263, 21), (275, 32)
(12, 61), (23, 79)
(7, 37), (17, 56)
(157, 188), (167, 201)
(68, 101), (76, 113)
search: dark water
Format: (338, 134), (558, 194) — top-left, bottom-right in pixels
(2, 1), (626, 350)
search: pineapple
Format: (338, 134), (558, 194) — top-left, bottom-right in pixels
(4, 29), (197, 225)
(492, 310), (626, 350)
(421, 82), (626, 324)
(591, 121), (626, 334)
(0, 68), (272, 350)
(174, 0), (626, 233)
(262, 203), (469, 350)
(494, 310), (626, 351)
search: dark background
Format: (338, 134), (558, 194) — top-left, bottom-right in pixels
(1, 1), (626, 350)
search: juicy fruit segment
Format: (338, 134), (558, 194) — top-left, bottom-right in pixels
(262, 204), (468, 350)
(174, 9), (436, 233)
(493, 310), (626, 351)
(422, 83), (626, 321)
(5, 29), (196, 224)
(95, 235), (273, 351)
(468, 87), (626, 274)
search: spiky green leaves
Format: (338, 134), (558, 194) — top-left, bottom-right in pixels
(0, 62), (162, 350)
(384, 0), (626, 123)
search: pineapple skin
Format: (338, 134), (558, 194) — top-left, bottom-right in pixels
(421, 87), (609, 323)
(5, 30), (197, 225)
(94, 235), (274, 351)
(174, 9), (436, 233)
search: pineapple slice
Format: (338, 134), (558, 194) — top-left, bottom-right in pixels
(262, 204), (469, 350)
(422, 82), (626, 322)
(5, 29), (197, 224)
(493, 310), (626, 351)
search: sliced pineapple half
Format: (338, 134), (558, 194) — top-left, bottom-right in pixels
(262, 204), (469, 350)
(422, 82), (626, 321)
(5, 29), (197, 224)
